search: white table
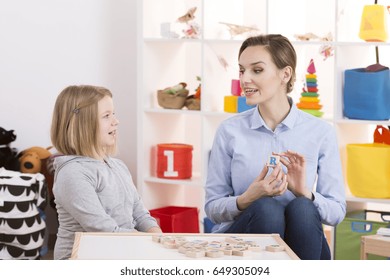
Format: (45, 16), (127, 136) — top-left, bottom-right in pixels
(70, 232), (299, 260)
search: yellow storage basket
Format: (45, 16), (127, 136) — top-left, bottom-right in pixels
(359, 5), (388, 42)
(347, 143), (390, 198)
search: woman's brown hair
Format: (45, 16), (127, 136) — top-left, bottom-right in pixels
(238, 34), (297, 93)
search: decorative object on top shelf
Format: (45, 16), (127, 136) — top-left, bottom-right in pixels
(177, 7), (196, 23)
(294, 32), (334, 61)
(346, 125), (390, 199)
(184, 76), (201, 110)
(157, 143), (193, 179)
(343, 62), (390, 120)
(218, 22), (260, 39)
(178, 7), (200, 39)
(159, 7), (200, 39)
(157, 82), (189, 109)
(294, 32), (333, 42)
(358, 1), (389, 42)
(296, 59), (323, 117)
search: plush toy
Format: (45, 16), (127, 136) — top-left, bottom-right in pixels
(0, 127), (17, 145)
(18, 146), (52, 174)
(0, 127), (19, 171)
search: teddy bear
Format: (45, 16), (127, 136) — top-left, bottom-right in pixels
(18, 146), (59, 212)
(0, 127), (20, 171)
(18, 146), (52, 174)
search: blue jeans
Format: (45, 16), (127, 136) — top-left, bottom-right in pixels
(225, 197), (330, 260)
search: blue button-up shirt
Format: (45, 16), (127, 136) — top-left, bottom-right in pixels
(205, 102), (346, 233)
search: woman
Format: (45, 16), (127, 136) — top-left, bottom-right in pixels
(205, 34), (346, 260)
(51, 85), (161, 259)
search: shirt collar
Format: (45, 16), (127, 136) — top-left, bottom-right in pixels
(250, 96), (298, 130)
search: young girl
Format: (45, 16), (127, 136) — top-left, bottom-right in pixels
(205, 34), (346, 260)
(51, 85), (161, 259)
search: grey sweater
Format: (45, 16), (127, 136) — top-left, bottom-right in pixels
(53, 155), (158, 259)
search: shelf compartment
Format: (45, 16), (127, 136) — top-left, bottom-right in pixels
(268, 0), (335, 41)
(142, 0), (203, 39)
(141, 40), (201, 109)
(141, 113), (202, 180)
(203, 0), (266, 40)
(141, 181), (205, 212)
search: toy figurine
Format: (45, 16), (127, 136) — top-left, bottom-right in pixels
(219, 22), (260, 38)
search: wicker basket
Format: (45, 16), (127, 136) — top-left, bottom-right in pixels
(157, 89), (189, 109)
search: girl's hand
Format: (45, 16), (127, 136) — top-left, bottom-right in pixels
(237, 163), (288, 210)
(276, 150), (312, 199)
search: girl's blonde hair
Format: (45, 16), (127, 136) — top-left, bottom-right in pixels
(51, 85), (116, 158)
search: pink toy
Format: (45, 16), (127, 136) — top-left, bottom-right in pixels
(231, 79), (241, 96)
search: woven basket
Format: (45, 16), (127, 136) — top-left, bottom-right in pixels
(157, 89), (189, 109)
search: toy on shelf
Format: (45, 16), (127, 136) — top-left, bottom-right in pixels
(224, 79), (255, 113)
(157, 82), (189, 109)
(156, 143), (193, 179)
(160, 7), (200, 39)
(319, 44), (334, 61)
(185, 76), (201, 110)
(178, 7), (200, 39)
(296, 59), (323, 117)
(219, 22), (260, 39)
(359, 3), (389, 42)
(294, 32), (334, 61)
(294, 32), (333, 42)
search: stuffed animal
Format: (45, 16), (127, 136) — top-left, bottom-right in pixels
(0, 127), (19, 171)
(18, 146), (52, 174)
(0, 127), (17, 145)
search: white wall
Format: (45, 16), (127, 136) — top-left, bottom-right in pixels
(0, 0), (138, 180)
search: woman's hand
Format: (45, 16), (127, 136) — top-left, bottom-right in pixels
(276, 150), (312, 199)
(237, 163), (288, 210)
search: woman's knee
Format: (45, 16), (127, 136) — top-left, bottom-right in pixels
(244, 198), (285, 235)
(285, 197), (321, 228)
(247, 197), (284, 218)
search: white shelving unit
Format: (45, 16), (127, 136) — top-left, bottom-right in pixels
(136, 0), (390, 237)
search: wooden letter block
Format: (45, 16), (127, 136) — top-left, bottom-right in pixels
(186, 249), (206, 258)
(152, 235), (162, 243)
(266, 244), (285, 252)
(267, 155), (280, 167)
(232, 249), (251, 257)
(225, 236), (244, 244)
(206, 250), (224, 258)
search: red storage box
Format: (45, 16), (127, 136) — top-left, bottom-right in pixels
(157, 143), (193, 179)
(149, 206), (199, 233)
